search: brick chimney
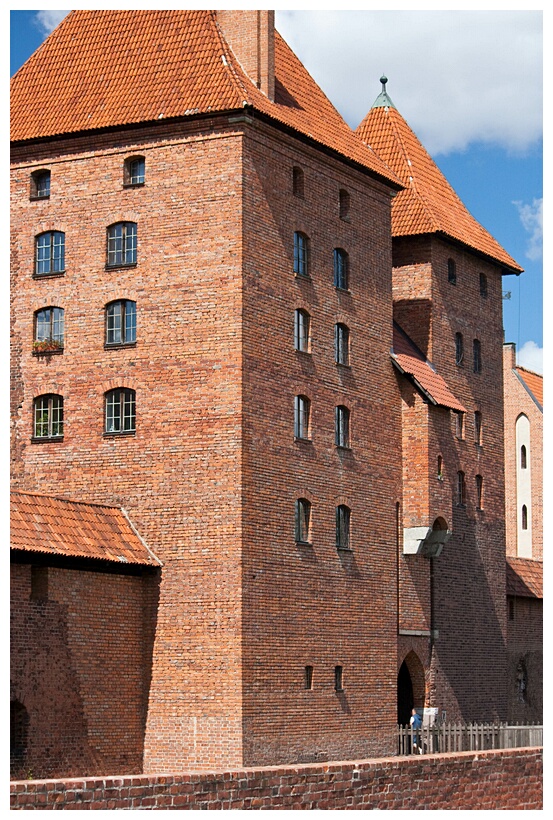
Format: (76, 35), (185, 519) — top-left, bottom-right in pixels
(217, 10), (275, 101)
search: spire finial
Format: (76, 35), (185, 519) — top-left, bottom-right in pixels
(371, 75), (396, 110)
(380, 75), (388, 92)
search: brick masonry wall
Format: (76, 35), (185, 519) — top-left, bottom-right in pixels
(10, 748), (543, 810)
(10, 562), (158, 779)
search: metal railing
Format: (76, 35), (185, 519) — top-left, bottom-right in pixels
(397, 721), (542, 755)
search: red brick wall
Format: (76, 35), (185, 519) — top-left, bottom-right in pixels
(10, 748), (543, 810)
(10, 562), (158, 779)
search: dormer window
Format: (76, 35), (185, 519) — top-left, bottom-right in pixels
(30, 170), (51, 200)
(124, 156), (145, 186)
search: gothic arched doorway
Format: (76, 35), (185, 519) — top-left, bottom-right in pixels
(397, 651), (426, 726)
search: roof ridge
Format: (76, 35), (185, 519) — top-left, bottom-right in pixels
(515, 364), (543, 379)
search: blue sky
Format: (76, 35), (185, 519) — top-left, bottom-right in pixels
(10, 8), (543, 373)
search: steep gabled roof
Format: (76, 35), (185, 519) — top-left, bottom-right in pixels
(356, 87), (522, 274)
(10, 490), (161, 567)
(515, 366), (543, 409)
(506, 556), (542, 599)
(10, 10), (400, 189)
(391, 322), (466, 412)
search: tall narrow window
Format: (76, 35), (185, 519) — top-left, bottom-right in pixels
(473, 339), (482, 373)
(339, 188), (350, 220)
(479, 272), (488, 298)
(35, 231), (65, 275)
(455, 332), (464, 366)
(521, 505), (528, 530)
(106, 300), (137, 346)
(105, 388), (136, 434)
(33, 395), (64, 439)
(292, 166), (304, 198)
(476, 474), (483, 509)
(34, 307), (64, 351)
(437, 455), (443, 480)
(294, 309), (310, 352)
(294, 395), (310, 440)
(335, 405), (350, 448)
(30, 169), (50, 199)
(334, 248), (349, 290)
(334, 665), (344, 692)
(474, 411), (482, 445)
(334, 323), (350, 365)
(107, 222), (137, 267)
(295, 498), (311, 544)
(336, 505), (350, 550)
(521, 445), (527, 469)
(304, 665), (314, 690)
(293, 232), (309, 278)
(448, 258), (456, 284)
(457, 471), (466, 506)
(455, 412), (465, 440)
(124, 156), (145, 186)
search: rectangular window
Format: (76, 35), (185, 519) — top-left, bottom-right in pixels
(335, 323), (350, 365)
(336, 505), (350, 550)
(474, 411), (482, 445)
(333, 248), (349, 290)
(34, 395), (64, 439)
(304, 665), (314, 690)
(295, 498), (311, 544)
(294, 395), (310, 440)
(455, 332), (464, 366)
(455, 412), (465, 440)
(335, 405), (350, 448)
(334, 665), (344, 692)
(294, 309), (310, 352)
(293, 232), (309, 277)
(36, 232), (65, 275)
(107, 222), (137, 267)
(457, 471), (466, 506)
(473, 339), (482, 373)
(105, 389), (136, 434)
(106, 300), (136, 345)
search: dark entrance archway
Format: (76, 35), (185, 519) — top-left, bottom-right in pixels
(397, 651), (426, 726)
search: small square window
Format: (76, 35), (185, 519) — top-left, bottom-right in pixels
(124, 156), (145, 186)
(30, 170), (51, 199)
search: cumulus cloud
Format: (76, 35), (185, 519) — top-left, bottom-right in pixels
(275, 10), (542, 156)
(513, 198), (543, 261)
(34, 11), (69, 37)
(517, 341), (543, 374)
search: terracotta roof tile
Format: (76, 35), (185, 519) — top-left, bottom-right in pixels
(506, 557), (542, 599)
(356, 105), (522, 274)
(10, 491), (161, 566)
(515, 366), (543, 408)
(392, 322), (466, 412)
(10, 10), (400, 188)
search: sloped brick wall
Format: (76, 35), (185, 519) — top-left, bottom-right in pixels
(10, 748), (542, 810)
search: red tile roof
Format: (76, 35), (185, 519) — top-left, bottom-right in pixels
(515, 366), (543, 408)
(506, 557), (542, 599)
(392, 323), (466, 412)
(356, 105), (522, 274)
(10, 491), (161, 566)
(10, 10), (400, 188)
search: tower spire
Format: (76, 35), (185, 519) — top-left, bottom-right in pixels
(371, 75), (396, 109)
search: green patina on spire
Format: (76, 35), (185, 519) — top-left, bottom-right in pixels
(372, 75), (396, 109)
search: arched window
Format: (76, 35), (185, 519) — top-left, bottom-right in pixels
(35, 231), (65, 275)
(521, 505), (528, 530)
(105, 388), (136, 434)
(295, 498), (311, 544)
(124, 155), (145, 186)
(336, 504), (351, 550)
(34, 307), (64, 352)
(30, 169), (50, 199)
(333, 248), (349, 290)
(457, 471), (466, 506)
(106, 222), (137, 267)
(292, 166), (304, 198)
(33, 394), (64, 439)
(455, 332), (464, 366)
(334, 323), (350, 365)
(294, 395), (310, 440)
(106, 300), (136, 346)
(339, 188), (350, 220)
(448, 258), (456, 284)
(476, 474), (483, 509)
(473, 339), (482, 373)
(294, 309), (310, 352)
(520, 444), (527, 469)
(479, 272), (488, 298)
(293, 231), (309, 278)
(335, 405), (350, 448)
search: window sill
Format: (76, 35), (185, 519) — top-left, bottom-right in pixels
(105, 262), (138, 271)
(123, 182), (145, 189)
(33, 271), (65, 280)
(335, 286), (351, 294)
(336, 545), (352, 552)
(31, 436), (64, 443)
(30, 194), (50, 201)
(295, 540), (312, 547)
(294, 436), (312, 444)
(103, 430), (136, 438)
(294, 349), (311, 356)
(294, 273), (312, 282)
(105, 342), (137, 350)
(32, 348), (63, 357)
(336, 444), (351, 451)
(336, 362), (351, 369)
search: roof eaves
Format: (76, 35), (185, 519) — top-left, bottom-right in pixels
(390, 353), (438, 406)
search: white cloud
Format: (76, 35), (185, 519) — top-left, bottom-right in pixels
(34, 11), (69, 37)
(517, 341), (543, 375)
(513, 198), (543, 261)
(275, 10), (542, 156)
